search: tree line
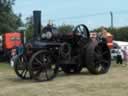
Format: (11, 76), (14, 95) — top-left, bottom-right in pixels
(58, 25), (128, 42)
(94, 27), (128, 41)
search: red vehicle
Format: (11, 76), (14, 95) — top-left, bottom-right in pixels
(0, 32), (23, 60)
(3, 32), (22, 49)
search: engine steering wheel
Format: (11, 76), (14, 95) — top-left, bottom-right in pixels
(73, 24), (90, 39)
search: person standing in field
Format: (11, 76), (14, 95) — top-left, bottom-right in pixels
(98, 27), (108, 43)
(123, 47), (128, 66)
(116, 48), (123, 64)
(98, 27), (112, 44)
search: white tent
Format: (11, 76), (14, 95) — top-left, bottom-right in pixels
(111, 41), (128, 59)
(113, 40), (128, 49)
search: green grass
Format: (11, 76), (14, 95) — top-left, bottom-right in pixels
(0, 62), (128, 96)
(0, 62), (11, 70)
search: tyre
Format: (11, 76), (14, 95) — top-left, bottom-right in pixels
(14, 55), (31, 79)
(85, 41), (111, 74)
(29, 50), (57, 82)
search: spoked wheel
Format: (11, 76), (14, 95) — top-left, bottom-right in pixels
(74, 24), (90, 39)
(62, 64), (82, 74)
(29, 50), (57, 82)
(14, 55), (31, 79)
(86, 41), (111, 74)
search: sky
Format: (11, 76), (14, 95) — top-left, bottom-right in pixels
(13, 0), (128, 30)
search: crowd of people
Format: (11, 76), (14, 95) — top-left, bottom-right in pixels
(116, 46), (128, 66)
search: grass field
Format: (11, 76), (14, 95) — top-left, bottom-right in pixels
(0, 62), (128, 96)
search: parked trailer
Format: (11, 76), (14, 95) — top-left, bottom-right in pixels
(0, 32), (23, 61)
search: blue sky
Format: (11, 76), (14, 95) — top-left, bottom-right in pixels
(13, 0), (128, 29)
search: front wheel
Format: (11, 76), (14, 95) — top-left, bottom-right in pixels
(14, 55), (31, 79)
(29, 50), (57, 82)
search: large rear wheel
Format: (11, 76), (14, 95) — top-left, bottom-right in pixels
(85, 41), (111, 74)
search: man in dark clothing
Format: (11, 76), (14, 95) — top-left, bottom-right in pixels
(116, 48), (123, 64)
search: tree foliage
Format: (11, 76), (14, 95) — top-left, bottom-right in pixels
(58, 24), (74, 33)
(25, 16), (33, 40)
(0, 0), (23, 34)
(94, 26), (128, 41)
(109, 27), (128, 41)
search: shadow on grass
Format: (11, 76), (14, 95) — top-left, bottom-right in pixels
(57, 71), (92, 77)
(6, 68), (105, 83)
(56, 69), (106, 79)
(6, 77), (35, 84)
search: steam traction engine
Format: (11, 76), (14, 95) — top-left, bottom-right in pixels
(13, 11), (111, 81)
